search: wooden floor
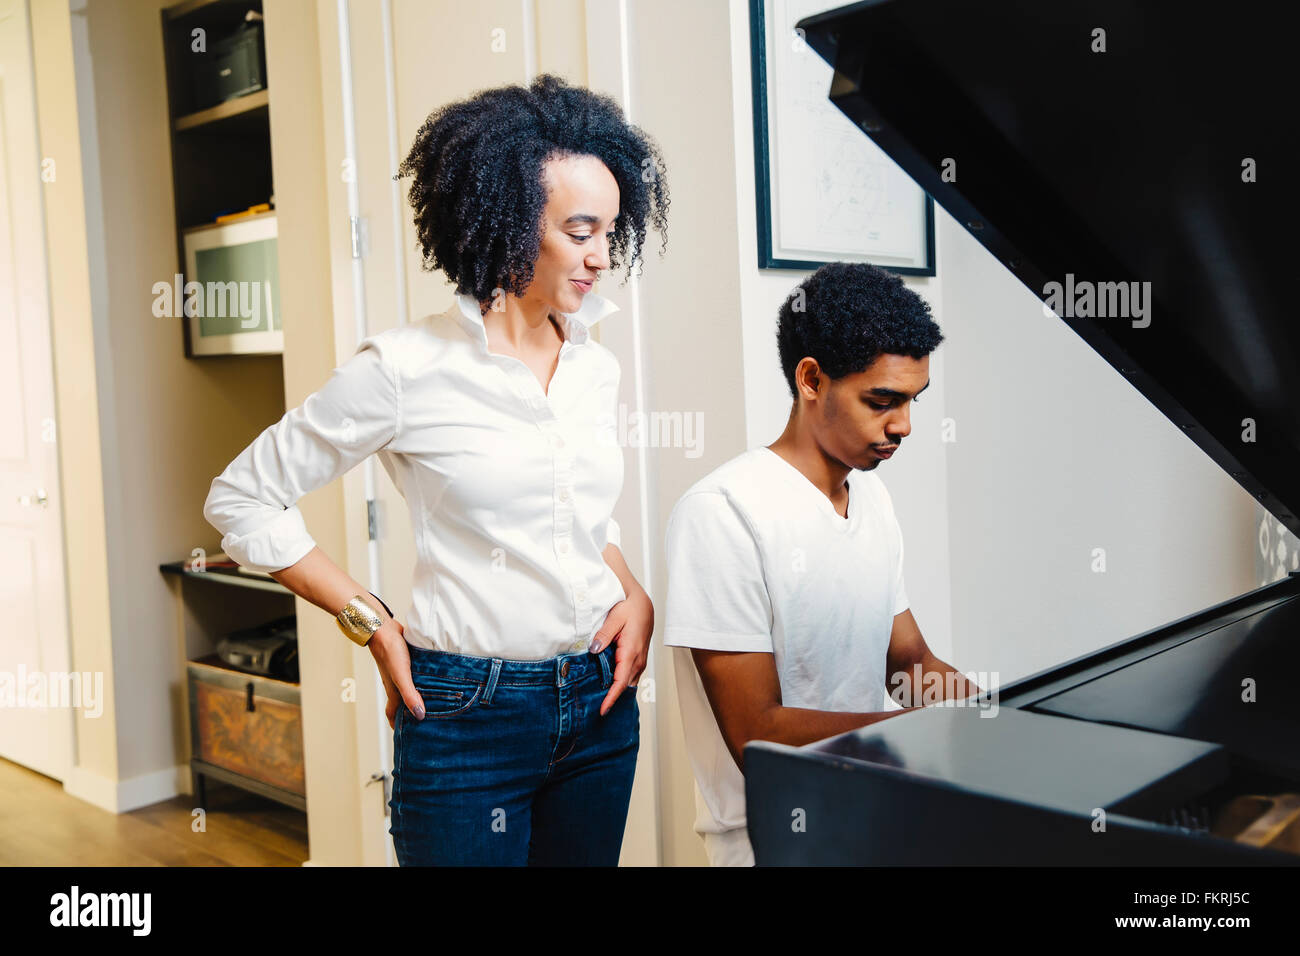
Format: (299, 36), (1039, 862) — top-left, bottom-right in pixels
(0, 757), (309, 865)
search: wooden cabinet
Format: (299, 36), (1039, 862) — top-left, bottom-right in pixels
(187, 654), (305, 811)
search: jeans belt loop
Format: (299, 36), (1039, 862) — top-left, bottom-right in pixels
(482, 658), (503, 705)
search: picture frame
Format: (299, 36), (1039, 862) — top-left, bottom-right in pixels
(750, 0), (936, 275)
(181, 211), (283, 356)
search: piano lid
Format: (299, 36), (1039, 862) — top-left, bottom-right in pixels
(796, 0), (1300, 538)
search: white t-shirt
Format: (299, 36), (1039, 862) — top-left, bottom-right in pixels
(663, 446), (909, 865)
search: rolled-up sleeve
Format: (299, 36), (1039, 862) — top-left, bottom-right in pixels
(203, 335), (401, 573)
(605, 516), (622, 549)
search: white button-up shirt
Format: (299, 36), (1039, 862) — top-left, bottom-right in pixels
(203, 292), (628, 660)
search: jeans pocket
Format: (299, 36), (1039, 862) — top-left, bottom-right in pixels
(410, 672), (484, 718)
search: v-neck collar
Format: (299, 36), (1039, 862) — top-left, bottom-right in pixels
(757, 446), (858, 531)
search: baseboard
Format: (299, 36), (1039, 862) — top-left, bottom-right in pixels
(62, 763), (188, 813)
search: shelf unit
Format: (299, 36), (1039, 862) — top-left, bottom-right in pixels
(160, 560), (304, 813)
(160, 0), (276, 359)
(159, 0), (301, 818)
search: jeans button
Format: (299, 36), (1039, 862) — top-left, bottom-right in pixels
(560, 661), (570, 678)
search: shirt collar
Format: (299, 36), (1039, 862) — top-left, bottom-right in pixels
(452, 291), (620, 349)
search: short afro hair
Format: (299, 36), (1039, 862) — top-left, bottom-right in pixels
(777, 262), (944, 400)
(395, 74), (669, 305)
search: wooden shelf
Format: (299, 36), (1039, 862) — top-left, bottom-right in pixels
(159, 559), (292, 595)
(164, 0), (224, 20)
(174, 88), (268, 132)
(182, 207), (276, 235)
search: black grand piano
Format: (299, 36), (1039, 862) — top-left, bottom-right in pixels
(744, 0), (1300, 864)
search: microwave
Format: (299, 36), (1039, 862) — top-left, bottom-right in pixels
(181, 212), (282, 356)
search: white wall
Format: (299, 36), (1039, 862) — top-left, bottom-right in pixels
(620, 0), (755, 867)
(938, 214), (1261, 681)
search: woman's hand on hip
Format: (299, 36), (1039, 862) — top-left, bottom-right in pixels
(368, 618), (425, 728)
(590, 588), (653, 716)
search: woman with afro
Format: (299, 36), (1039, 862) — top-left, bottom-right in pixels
(204, 74), (669, 866)
(385, 73), (672, 865)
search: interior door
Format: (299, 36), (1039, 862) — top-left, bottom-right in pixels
(0, 0), (75, 781)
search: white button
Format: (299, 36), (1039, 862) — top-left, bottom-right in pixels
(558, 540), (570, 555)
(558, 488), (570, 502)
(553, 435), (565, 449)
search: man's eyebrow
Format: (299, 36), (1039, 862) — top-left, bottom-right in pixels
(864, 380), (931, 400)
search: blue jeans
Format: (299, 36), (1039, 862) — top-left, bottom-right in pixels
(388, 642), (639, 865)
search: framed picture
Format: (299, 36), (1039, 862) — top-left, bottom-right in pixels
(182, 211), (282, 356)
(750, 0), (936, 275)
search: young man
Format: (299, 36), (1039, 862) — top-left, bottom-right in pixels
(663, 262), (978, 866)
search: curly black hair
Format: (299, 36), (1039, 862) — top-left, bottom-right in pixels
(394, 74), (669, 305)
(777, 262), (944, 400)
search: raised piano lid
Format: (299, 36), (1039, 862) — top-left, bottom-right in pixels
(795, 0), (1300, 539)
